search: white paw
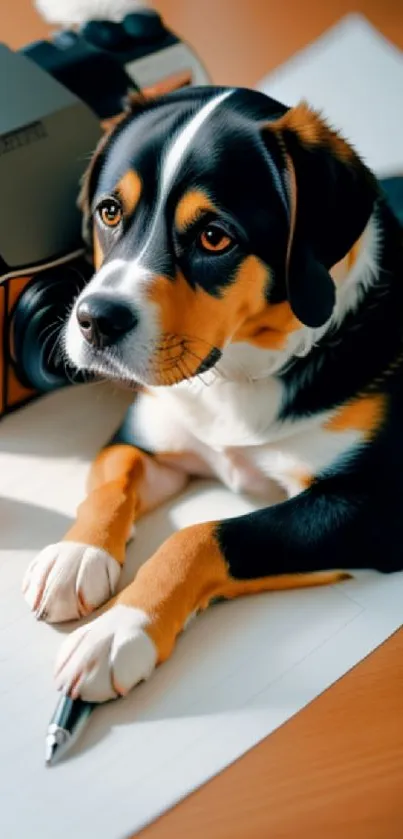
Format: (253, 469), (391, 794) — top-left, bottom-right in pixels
(22, 542), (121, 623)
(55, 605), (157, 701)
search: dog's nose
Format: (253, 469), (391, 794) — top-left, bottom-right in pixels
(76, 294), (138, 348)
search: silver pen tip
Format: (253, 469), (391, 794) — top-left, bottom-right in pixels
(45, 734), (58, 766)
(45, 727), (69, 766)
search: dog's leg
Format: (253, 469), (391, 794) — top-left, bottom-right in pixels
(23, 443), (189, 623)
(55, 482), (377, 702)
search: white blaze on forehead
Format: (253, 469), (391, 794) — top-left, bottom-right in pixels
(136, 89), (234, 265)
(160, 89), (233, 191)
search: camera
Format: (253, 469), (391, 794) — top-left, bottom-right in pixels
(0, 6), (209, 418)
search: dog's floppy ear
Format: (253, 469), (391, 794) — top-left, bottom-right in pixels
(263, 102), (378, 328)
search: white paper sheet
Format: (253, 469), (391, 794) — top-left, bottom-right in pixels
(1, 15), (403, 839)
(258, 13), (403, 177)
(1, 388), (403, 839)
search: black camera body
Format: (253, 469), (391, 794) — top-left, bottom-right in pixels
(23, 8), (209, 120)
(0, 8), (209, 418)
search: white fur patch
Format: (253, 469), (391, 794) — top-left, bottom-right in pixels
(284, 211), (382, 363)
(36, 0), (143, 26)
(156, 375), (285, 449)
(55, 604), (157, 702)
(22, 542), (121, 623)
(331, 212), (382, 327)
(133, 378), (365, 500)
(249, 422), (362, 496)
(64, 268), (159, 381)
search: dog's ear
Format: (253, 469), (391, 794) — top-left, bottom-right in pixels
(263, 102), (378, 328)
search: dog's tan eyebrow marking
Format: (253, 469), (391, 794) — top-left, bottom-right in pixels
(175, 189), (215, 232)
(93, 229), (104, 271)
(116, 169), (142, 215)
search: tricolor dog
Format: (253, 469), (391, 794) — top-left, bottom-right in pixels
(23, 87), (403, 702)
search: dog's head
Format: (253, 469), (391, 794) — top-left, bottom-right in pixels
(65, 86), (378, 386)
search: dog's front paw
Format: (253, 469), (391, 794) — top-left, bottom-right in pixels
(54, 605), (157, 701)
(22, 542), (121, 623)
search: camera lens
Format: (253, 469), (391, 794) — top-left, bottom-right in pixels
(11, 258), (93, 393)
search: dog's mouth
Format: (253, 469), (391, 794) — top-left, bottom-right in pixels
(146, 340), (222, 386)
(68, 350), (138, 391)
(67, 337), (222, 389)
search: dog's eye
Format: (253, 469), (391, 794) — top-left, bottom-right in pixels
(198, 223), (232, 254)
(98, 199), (123, 228)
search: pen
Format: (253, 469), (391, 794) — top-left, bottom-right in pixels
(45, 695), (95, 766)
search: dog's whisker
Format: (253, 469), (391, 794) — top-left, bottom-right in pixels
(178, 356), (196, 385)
(159, 350), (186, 366)
(45, 328), (64, 371)
(156, 332), (252, 385)
(38, 321), (61, 344)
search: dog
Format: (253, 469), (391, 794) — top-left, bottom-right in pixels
(23, 86), (403, 703)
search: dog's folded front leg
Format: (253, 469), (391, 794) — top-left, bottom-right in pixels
(23, 443), (188, 623)
(55, 522), (228, 700)
(54, 485), (358, 702)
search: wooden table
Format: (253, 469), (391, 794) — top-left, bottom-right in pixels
(4, 2), (403, 836)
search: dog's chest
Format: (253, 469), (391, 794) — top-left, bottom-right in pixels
(205, 428), (356, 498)
(170, 377), (285, 448)
(154, 379), (362, 499)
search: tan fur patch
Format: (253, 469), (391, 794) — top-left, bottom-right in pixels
(347, 233), (364, 270)
(234, 298), (301, 349)
(222, 569), (350, 598)
(66, 445), (146, 565)
(142, 71), (192, 100)
(93, 229), (104, 271)
(65, 444), (188, 566)
(116, 169), (142, 216)
(325, 393), (387, 439)
(146, 255), (272, 381)
(269, 101), (354, 162)
(331, 232), (365, 284)
(117, 521), (348, 663)
(286, 466), (314, 492)
(175, 189), (215, 232)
